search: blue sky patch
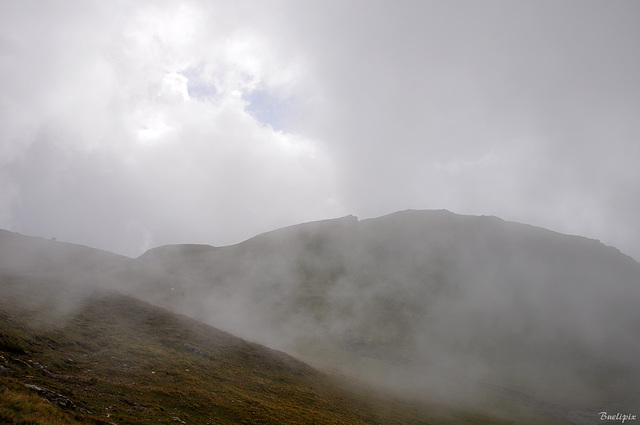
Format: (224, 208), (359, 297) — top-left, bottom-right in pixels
(244, 89), (290, 132)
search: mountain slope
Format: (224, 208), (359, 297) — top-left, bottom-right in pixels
(0, 229), (131, 276)
(125, 210), (640, 421)
(2, 209), (638, 423)
(3, 274), (516, 425)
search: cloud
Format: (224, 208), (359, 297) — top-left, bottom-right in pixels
(0, 0), (341, 256)
(271, 0), (640, 258)
(0, 0), (639, 259)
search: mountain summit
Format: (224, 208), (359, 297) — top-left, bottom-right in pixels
(126, 210), (640, 419)
(2, 210), (639, 423)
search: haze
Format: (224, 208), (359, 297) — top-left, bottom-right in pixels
(1, 0), (639, 260)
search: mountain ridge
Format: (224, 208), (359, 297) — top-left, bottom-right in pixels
(114, 209), (640, 420)
(2, 209), (639, 423)
(4, 210), (635, 264)
(138, 209), (614, 257)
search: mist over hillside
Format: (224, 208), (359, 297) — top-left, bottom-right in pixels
(122, 210), (640, 419)
(2, 274), (465, 425)
(0, 229), (130, 275)
(2, 209), (639, 423)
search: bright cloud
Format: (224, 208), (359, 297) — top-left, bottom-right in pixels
(1, 1), (639, 260)
(0, 1), (341, 256)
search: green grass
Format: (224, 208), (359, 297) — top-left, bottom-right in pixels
(1, 274), (570, 425)
(0, 379), (97, 425)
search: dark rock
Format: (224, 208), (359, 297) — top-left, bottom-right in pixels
(25, 384), (77, 410)
(184, 343), (205, 357)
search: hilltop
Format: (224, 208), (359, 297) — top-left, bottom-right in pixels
(2, 209), (639, 423)
(124, 210), (640, 421)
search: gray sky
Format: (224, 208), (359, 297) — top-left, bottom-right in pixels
(1, 0), (639, 259)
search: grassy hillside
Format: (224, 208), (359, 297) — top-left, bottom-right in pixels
(1, 274), (568, 425)
(4, 210), (637, 424)
(123, 210), (640, 420)
(0, 229), (130, 276)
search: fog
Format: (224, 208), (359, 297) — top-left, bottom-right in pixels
(2, 209), (639, 422)
(1, 1), (639, 262)
(114, 210), (640, 421)
(2, 2), (640, 422)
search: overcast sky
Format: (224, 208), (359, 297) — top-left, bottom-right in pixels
(1, 0), (639, 259)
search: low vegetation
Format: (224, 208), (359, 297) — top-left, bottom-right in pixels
(0, 276), (572, 425)
(1, 274), (569, 425)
